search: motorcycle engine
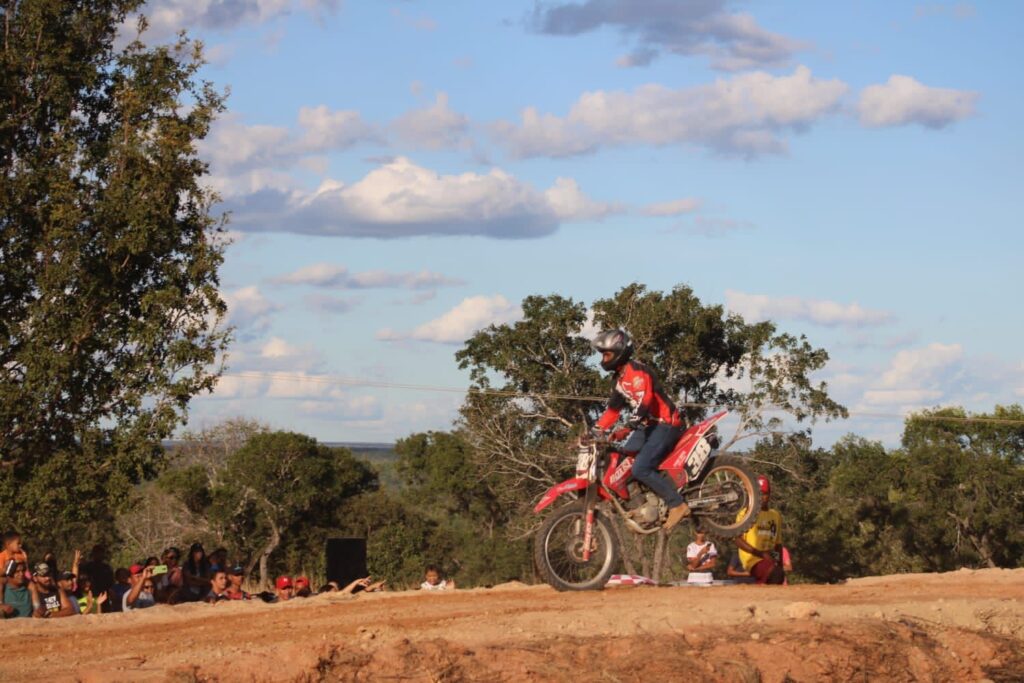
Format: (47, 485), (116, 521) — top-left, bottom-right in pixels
(626, 485), (663, 526)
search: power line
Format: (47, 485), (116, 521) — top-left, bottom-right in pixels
(220, 370), (1024, 427)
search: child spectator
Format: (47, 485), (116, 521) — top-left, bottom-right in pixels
(686, 529), (718, 573)
(0, 531), (28, 591)
(726, 552), (755, 584)
(28, 563), (75, 618)
(225, 565), (250, 600)
(205, 570), (231, 603)
(123, 565), (157, 611)
(109, 568), (132, 612)
(420, 565), (454, 591)
(75, 573), (107, 614)
(182, 543), (211, 602)
(1, 562), (31, 618)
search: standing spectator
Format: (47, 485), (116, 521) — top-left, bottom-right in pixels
(734, 475), (786, 585)
(274, 576), (294, 602)
(205, 570), (231, 603)
(0, 531), (28, 591)
(56, 571), (81, 614)
(182, 543), (211, 602)
(225, 565), (250, 600)
(420, 565), (454, 591)
(686, 529), (719, 573)
(1, 562), (31, 618)
(123, 565), (157, 611)
(79, 545), (114, 602)
(28, 563), (75, 618)
(209, 548), (228, 573)
(108, 568), (132, 612)
(155, 547), (184, 603)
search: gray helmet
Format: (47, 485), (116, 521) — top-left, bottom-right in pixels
(591, 329), (633, 372)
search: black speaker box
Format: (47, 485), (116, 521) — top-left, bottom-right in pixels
(325, 537), (368, 587)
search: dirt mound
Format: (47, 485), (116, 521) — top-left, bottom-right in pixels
(5, 568), (1023, 682)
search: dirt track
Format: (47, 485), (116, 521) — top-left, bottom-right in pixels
(4, 568), (1023, 682)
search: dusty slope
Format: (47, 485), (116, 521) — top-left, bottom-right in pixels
(3, 568), (1022, 682)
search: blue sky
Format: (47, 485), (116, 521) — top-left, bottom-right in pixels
(139, 1), (1023, 445)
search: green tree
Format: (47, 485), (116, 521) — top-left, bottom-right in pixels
(0, 1), (228, 548)
(455, 284), (845, 582)
(393, 431), (531, 586)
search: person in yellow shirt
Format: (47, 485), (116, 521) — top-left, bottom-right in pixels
(734, 475), (785, 585)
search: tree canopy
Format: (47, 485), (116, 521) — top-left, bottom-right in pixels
(0, 1), (227, 546)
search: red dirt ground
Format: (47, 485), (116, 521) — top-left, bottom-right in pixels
(4, 568), (1022, 682)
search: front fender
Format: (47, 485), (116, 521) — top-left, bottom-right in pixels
(533, 478), (590, 513)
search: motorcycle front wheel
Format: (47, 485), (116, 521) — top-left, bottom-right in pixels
(533, 501), (619, 591)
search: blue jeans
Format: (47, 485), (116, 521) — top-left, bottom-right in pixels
(624, 423), (685, 509)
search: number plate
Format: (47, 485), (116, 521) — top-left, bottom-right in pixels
(684, 438), (712, 479)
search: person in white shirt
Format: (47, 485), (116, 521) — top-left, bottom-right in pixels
(686, 529), (718, 573)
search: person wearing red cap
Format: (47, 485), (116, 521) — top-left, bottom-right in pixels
(123, 565), (157, 610)
(274, 576), (294, 602)
(734, 475), (786, 585)
(294, 576), (312, 598)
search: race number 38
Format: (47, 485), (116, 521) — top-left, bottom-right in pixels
(684, 438), (712, 479)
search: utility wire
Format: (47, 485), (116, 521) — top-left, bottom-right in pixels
(221, 371), (1024, 427)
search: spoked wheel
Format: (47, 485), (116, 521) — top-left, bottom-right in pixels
(533, 501), (619, 591)
(687, 455), (761, 538)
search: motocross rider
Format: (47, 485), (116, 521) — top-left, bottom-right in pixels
(591, 329), (691, 531)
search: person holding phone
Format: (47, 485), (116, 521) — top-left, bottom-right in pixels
(686, 529), (719, 573)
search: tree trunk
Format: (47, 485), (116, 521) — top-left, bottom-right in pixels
(256, 519), (282, 591)
(652, 530), (667, 584)
(610, 520), (638, 575)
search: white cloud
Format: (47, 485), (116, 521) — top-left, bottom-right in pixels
(201, 109), (379, 178)
(273, 263), (465, 289)
(492, 67), (848, 158)
(304, 294), (362, 314)
(223, 286), (279, 335)
(532, 0), (806, 72)
(858, 75), (978, 129)
(725, 290), (894, 327)
(225, 157), (617, 239)
(642, 198), (701, 217)
(129, 0), (340, 41)
(392, 92), (470, 150)
(378, 295), (523, 344)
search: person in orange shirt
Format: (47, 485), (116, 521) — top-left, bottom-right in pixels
(0, 531), (29, 591)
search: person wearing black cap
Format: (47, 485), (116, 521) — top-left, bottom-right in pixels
(225, 565), (251, 601)
(28, 563), (74, 618)
(56, 571), (81, 614)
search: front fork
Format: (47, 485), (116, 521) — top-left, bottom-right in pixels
(580, 483), (598, 561)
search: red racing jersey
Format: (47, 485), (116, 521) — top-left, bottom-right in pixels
(596, 360), (682, 431)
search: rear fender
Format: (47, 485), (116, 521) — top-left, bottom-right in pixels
(533, 478), (590, 513)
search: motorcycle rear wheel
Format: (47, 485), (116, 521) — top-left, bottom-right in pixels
(534, 501), (619, 591)
(689, 455), (761, 538)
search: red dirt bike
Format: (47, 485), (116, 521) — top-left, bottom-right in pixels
(532, 410), (760, 591)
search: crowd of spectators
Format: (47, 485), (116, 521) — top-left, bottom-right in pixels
(1, 531), (385, 620)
